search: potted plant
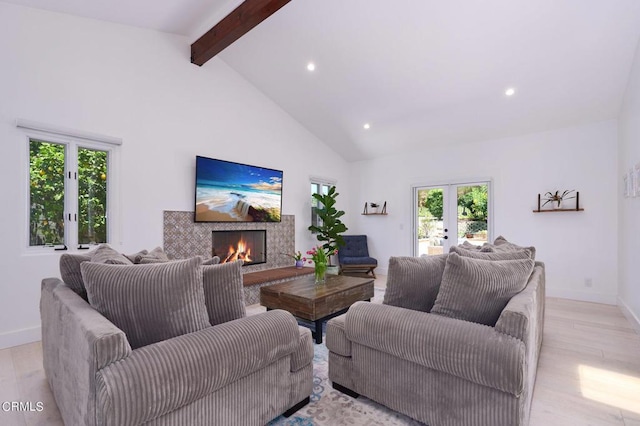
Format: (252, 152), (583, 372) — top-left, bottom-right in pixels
(542, 190), (575, 209)
(308, 186), (348, 267)
(282, 251), (305, 268)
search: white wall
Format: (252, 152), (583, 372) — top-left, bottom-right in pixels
(0, 3), (350, 349)
(349, 120), (619, 305)
(618, 38), (640, 331)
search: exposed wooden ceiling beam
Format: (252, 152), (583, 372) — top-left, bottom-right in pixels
(191, 0), (292, 66)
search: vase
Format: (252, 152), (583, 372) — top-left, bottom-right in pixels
(314, 262), (327, 284)
(295, 259), (304, 268)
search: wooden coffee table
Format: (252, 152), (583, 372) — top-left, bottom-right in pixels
(260, 274), (374, 344)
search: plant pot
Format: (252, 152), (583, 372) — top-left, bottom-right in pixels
(326, 265), (340, 275)
(295, 259), (304, 268)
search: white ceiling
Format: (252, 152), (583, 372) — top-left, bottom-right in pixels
(4, 0), (640, 161)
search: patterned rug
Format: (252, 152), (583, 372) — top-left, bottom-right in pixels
(268, 339), (423, 426)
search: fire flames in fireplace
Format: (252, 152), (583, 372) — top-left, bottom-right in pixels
(213, 230), (266, 266)
(223, 238), (252, 264)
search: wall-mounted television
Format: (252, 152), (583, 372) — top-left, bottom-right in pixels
(194, 156), (283, 222)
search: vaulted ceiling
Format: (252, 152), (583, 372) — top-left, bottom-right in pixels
(4, 0), (640, 161)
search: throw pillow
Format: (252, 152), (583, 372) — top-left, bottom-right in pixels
(81, 257), (211, 349)
(91, 244), (133, 265)
(137, 246), (170, 263)
(124, 249), (148, 263)
(493, 236), (536, 259)
(459, 241), (482, 251)
(59, 253), (92, 299)
(431, 252), (534, 326)
(202, 260), (246, 325)
(450, 245), (533, 260)
(383, 255), (448, 312)
(203, 256), (221, 265)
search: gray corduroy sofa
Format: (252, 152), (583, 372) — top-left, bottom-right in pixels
(41, 252), (313, 426)
(326, 258), (545, 426)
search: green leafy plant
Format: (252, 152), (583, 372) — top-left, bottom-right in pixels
(458, 186), (488, 221)
(308, 186), (348, 260)
(542, 190), (575, 208)
(29, 140), (107, 246)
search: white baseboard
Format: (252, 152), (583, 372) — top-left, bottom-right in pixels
(617, 297), (640, 335)
(545, 288), (617, 305)
(0, 326), (41, 350)
(375, 267), (388, 276)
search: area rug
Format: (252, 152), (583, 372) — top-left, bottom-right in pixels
(268, 336), (423, 426)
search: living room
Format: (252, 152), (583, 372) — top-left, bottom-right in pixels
(0, 0), (639, 425)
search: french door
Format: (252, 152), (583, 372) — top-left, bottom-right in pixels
(413, 181), (492, 256)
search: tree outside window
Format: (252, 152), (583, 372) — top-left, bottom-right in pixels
(29, 139), (109, 248)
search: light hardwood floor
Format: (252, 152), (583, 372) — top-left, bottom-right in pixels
(1, 293), (639, 425)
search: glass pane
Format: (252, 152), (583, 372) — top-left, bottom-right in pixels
(321, 184), (330, 195)
(29, 140), (65, 246)
(417, 188), (444, 256)
(78, 148), (108, 245)
(456, 184), (488, 246)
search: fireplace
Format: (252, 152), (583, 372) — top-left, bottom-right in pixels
(212, 230), (266, 266)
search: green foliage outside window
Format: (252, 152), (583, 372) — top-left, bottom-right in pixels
(457, 185), (488, 221)
(30, 141), (65, 246)
(420, 186), (488, 221)
(78, 148), (107, 244)
(29, 140), (108, 246)
(422, 189), (444, 220)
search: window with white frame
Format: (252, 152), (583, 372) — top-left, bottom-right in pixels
(20, 121), (120, 251)
(310, 178), (335, 230)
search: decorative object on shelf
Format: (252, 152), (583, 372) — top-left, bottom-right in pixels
(533, 190), (583, 213)
(306, 246), (336, 284)
(362, 201), (388, 215)
(308, 186), (347, 265)
(543, 190), (575, 209)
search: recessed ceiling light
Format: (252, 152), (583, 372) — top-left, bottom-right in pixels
(307, 62), (316, 72)
(363, 123), (371, 130)
(505, 87), (516, 97)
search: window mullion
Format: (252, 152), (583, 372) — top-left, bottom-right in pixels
(66, 142), (79, 249)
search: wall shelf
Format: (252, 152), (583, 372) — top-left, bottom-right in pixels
(362, 201), (387, 215)
(533, 191), (584, 213)
(532, 208), (584, 213)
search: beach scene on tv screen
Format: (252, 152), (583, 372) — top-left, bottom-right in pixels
(195, 157), (282, 222)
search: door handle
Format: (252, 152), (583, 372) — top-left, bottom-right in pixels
(443, 236), (448, 240)
(444, 229), (448, 232)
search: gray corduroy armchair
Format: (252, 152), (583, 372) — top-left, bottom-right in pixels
(326, 261), (545, 426)
(41, 256), (313, 426)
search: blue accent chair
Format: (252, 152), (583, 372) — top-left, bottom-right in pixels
(338, 235), (377, 278)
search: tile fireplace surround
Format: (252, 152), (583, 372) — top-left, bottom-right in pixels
(163, 211), (296, 304)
